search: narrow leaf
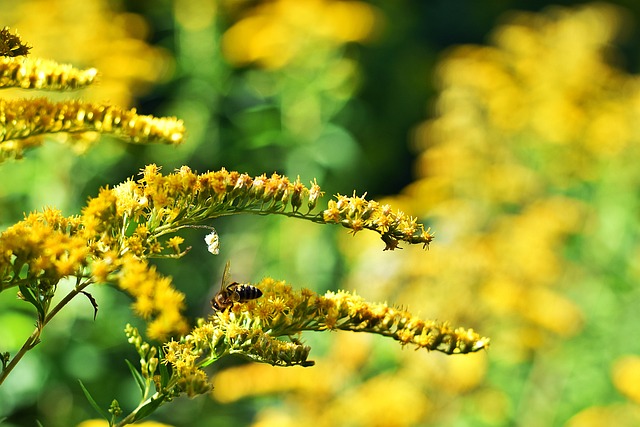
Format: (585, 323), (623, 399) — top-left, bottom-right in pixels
(18, 285), (37, 305)
(78, 380), (109, 421)
(18, 285), (44, 320)
(18, 285), (44, 319)
(132, 397), (163, 422)
(125, 359), (146, 396)
(157, 347), (170, 388)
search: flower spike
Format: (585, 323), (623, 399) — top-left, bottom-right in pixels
(0, 57), (96, 90)
(163, 278), (489, 374)
(0, 99), (185, 161)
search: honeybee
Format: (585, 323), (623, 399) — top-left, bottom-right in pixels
(211, 261), (263, 311)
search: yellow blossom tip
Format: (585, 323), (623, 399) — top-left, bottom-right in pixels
(323, 193), (434, 250)
(0, 57), (96, 90)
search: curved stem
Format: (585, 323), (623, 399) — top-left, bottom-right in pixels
(152, 208), (325, 237)
(0, 277), (94, 386)
(0, 323), (41, 385)
(114, 392), (162, 427)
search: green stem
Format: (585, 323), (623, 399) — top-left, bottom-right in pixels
(152, 208), (325, 237)
(0, 278), (93, 386)
(0, 322), (41, 385)
(113, 391), (162, 427)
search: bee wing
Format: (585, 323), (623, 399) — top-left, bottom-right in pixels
(221, 260), (232, 291)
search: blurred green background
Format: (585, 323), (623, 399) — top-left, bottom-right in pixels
(3, 0), (640, 426)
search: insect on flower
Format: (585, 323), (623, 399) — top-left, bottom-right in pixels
(211, 261), (263, 311)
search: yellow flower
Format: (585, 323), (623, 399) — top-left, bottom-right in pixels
(0, 209), (89, 284)
(0, 99), (185, 161)
(167, 236), (185, 254)
(0, 56), (96, 90)
(323, 193), (433, 249)
(117, 255), (188, 339)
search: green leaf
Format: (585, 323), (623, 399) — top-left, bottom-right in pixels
(78, 380), (110, 421)
(132, 397), (164, 422)
(18, 285), (37, 305)
(18, 285), (41, 312)
(157, 347), (170, 389)
(18, 285), (45, 320)
(125, 359), (146, 396)
(36, 420), (44, 427)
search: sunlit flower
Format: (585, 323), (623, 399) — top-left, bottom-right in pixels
(164, 277), (488, 375)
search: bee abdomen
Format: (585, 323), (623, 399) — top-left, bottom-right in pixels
(232, 283), (263, 301)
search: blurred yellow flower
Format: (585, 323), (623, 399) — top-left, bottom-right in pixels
(613, 355), (640, 404)
(327, 373), (431, 427)
(565, 404), (640, 427)
(212, 363), (330, 403)
(221, 0), (377, 69)
(240, 3), (640, 426)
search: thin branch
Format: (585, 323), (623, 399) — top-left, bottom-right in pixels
(0, 322), (41, 385)
(0, 277), (94, 385)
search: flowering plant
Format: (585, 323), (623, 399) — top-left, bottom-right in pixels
(0, 28), (488, 426)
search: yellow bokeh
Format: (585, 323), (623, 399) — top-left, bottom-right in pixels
(221, 0), (377, 69)
(327, 373), (431, 427)
(613, 355), (640, 404)
(565, 404), (640, 427)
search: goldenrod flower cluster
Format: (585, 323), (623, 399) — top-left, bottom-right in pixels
(117, 255), (189, 339)
(103, 165), (431, 251)
(324, 192), (433, 250)
(0, 28), (184, 162)
(0, 27), (94, 90)
(156, 278), (488, 406)
(0, 56), (97, 90)
(0, 98), (184, 160)
(163, 278), (488, 379)
(320, 289), (487, 354)
(0, 163), (436, 341)
(7, 2), (173, 109)
(0, 208), (87, 290)
(123, 325), (210, 422)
